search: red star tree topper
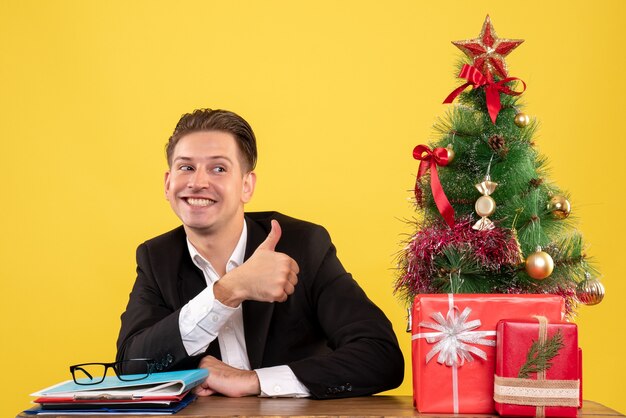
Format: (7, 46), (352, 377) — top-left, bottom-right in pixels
(453, 15), (523, 79)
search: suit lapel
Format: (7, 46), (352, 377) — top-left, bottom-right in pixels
(242, 215), (275, 369)
(177, 247), (207, 307)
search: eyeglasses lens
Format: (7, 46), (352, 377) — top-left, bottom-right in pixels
(72, 364), (107, 385)
(115, 359), (151, 381)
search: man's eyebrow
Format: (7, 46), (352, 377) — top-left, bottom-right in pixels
(172, 155), (233, 163)
(209, 156), (233, 163)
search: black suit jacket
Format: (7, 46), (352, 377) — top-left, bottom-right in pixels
(116, 212), (404, 398)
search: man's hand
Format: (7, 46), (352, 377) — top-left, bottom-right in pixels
(214, 220), (299, 307)
(194, 355), (261, 397)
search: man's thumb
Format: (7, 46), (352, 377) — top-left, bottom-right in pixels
(257, 219), (281, 251)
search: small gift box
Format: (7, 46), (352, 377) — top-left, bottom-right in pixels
(494, 317), (580, 417)
(411, 294), (564, 414)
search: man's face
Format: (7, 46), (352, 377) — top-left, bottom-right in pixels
(165, 131), (255, 236)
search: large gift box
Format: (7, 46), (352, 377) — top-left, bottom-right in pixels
(411, 294), (564, 413)
(494, 317), (580, 417)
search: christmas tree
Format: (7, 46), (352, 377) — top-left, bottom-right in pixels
(395, 15), (604, 317)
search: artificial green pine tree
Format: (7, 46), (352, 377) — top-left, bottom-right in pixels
(395, 15), (604, 317)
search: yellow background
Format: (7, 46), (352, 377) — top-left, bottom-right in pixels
(1, 1), (624, 415)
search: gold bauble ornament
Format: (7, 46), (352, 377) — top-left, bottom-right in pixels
(514, 112), (530, 128)
(576, 275), (605, 306)
(548, 195), (571, 219)
(475, 195), (496, 217)
(446, 144), (455, 163)
(525, 247), (554, 280)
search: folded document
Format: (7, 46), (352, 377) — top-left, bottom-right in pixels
(31, 369), (208, 399)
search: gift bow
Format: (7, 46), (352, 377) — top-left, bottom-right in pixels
(414, 306), (496, 367)
(413, 145), (455, 228)
(443, 64), (526, 124)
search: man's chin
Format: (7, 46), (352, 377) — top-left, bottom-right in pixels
(182, 223), (217, 235)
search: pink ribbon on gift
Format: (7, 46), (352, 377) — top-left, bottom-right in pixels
(412, 294), (497, 413)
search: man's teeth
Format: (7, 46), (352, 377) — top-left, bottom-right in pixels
(186, 198), (215, 207)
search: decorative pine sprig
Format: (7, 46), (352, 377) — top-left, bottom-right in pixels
(517, 330), (564, 379)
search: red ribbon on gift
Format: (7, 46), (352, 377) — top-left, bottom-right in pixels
(413, 145), (455, 228)
(443, 64), (526, 124)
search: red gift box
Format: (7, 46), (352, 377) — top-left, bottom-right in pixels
(411, 294), (564, 414)
(494, 317), (580, 417)
(578, 348), (583, 408)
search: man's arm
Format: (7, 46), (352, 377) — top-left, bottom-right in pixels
(116, 243), (198, 371)
(192, 358), (311, 398)
(283, 224), (405, 399)
(193, 355), (260, 397)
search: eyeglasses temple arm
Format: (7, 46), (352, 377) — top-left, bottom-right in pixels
(73, 366), (94, 381)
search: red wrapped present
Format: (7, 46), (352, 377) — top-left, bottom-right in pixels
(578, 347), (583, 408)
(411, 294), (564, 414)
(494, 317), (580, 417)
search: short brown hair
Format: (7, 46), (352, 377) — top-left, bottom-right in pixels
(166, 108), (257, 172)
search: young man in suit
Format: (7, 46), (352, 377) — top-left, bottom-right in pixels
(116, 109), (404, 399)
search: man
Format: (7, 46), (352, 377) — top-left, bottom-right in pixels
(117, 109), (404, 399)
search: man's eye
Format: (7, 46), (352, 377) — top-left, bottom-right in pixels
(179, 165), (194, 171)
(213, 166), (226, 173)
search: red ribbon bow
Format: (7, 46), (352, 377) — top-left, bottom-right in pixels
(443, 64), (526, 124)
(413, 145), (455, 228)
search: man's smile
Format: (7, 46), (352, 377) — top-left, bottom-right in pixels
(184, 197), (217, 207)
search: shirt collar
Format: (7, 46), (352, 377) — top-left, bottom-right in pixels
(186, 221), (248, 277)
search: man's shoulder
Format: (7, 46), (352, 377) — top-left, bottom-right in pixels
(245, 211), (326, 234)
(245, 211), (332, 253)
(140, 225), (187, 250)
(134, 227), (188, 273)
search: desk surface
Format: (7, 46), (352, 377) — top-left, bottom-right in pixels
(17, 396), (624, 418)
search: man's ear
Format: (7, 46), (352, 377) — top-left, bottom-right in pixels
(164, 171), (171, 199)
(242, 171), (256, 203)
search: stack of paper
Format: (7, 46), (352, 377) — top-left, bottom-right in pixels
(24, 369), (208, 415)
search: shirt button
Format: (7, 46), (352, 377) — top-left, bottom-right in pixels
(211, 314), (219, 323)
(273, 385), (281, 393)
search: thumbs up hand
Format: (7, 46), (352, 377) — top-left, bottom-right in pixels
(256, 218), (282, 251)
(214, 220), (300, 307)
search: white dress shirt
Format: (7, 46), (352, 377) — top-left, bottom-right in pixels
(178, 221), (310, 397)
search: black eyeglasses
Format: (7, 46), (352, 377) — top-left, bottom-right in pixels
(69, 359), (157, 385)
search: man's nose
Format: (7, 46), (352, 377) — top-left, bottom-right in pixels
(188, 169), (210, 189)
